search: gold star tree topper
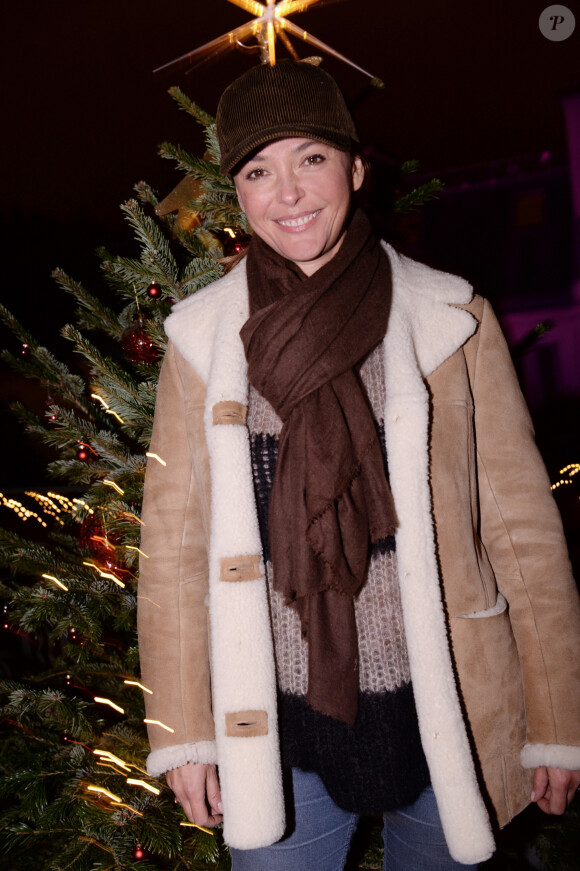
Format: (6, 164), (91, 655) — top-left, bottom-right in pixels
(154, 0), (383, 85)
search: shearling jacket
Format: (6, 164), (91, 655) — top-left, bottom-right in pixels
(137, 245), (580, 865)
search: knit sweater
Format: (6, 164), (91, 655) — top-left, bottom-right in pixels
(247, 343), (430, 814)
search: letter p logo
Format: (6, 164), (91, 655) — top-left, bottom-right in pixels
(539, 5), (576, 40)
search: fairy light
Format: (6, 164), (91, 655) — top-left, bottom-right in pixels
(137, 595), (161, 608)
(117, 803), (143, 816)
(93, 749), (131, 771)
(83, 562), (126, 589)
(73, 498), (94, 514)
(94, 697), (125, 714)
(126, 778), (160, 795)
(120, 511), (145, 526)
(90, 535), (115, 552)
(126, 545), (148, 558)
(25, 492), (66, 524)
(551, 463), (580, 491)
(42, 573), (69, 591)
(103, 479), (125, 495)
(144, 718), (175, 733)
(180, 822), (215, 834)
(124, 680), (153, 694)
(91, 393), (125, 424)
(145, 452), (166, 467)
(87, 784), (122, 803)
(1, 493), (48, 527)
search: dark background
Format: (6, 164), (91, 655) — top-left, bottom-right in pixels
(1, 0), (579, 488)
(3, 0), (578, 229)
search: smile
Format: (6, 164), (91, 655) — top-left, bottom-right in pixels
(276, 210), (321, 228)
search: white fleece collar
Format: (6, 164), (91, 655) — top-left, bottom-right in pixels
(164, 244), (477, 384)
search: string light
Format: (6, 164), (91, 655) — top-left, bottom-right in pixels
(94, 697), (125, 714)
(126, 546), (149, 558)
(93, 749), (131, 771)
(180, 821), (214, 834)
(119, 511), (145, 526)
(42, 573), (69, 591)
(91, 393), (125, 424)
(103, 479), (125, 495)
(551, 463), (580, 491)
(137, 595), (161, 608)
(83, 561), (126, 589)
(124, 680), (153, 694)
(86, 784), (122, 803)
(1, 492), (47, 527)
(145, 452), (167, 466)
(144, 718), (175, 733)
(126, 778), (161, 795)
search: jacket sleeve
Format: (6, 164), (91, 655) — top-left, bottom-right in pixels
(472, 298), (580, 769)
(137, 341), (216, 776)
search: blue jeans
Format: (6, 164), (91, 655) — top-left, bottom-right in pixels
(229, 768), (479, 871)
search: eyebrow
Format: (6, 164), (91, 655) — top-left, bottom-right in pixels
(247, 140), (323, 163)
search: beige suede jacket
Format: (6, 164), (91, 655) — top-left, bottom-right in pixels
(137, 245), (580, 864)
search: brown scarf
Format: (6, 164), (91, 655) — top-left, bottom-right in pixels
(240, 209), (397, 725)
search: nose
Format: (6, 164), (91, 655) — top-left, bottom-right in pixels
(276, 169), (304, 205)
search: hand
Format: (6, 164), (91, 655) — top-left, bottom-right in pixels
(531, 766), (580, 815)
(167, 762), (223, 827)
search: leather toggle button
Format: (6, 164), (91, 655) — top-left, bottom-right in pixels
(225, 710), (268, 737)
(219, 555), (261, 582)
(212, 400), (248, 425)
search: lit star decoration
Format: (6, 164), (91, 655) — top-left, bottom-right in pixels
(154, 0), (384, 86)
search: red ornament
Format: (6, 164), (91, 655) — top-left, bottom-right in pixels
(76, 445), (91, 462)
(146, 281), (162, 299)
(121, 320), (159, 363)
(79, 515), (118, 558)
(133, 844), (146, 860)
(219, 227), (251, 257)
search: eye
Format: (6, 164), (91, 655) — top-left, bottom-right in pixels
(245, 167), (267, 180)
(304, 153), (325, 166)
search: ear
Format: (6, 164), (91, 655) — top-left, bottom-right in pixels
(351, 155), (365, 192)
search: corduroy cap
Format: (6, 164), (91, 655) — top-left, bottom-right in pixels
(216, 60), (359, 175)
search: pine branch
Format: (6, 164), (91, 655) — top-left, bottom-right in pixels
(393, 178), (444, 213)
(158, 142), (224, 181)
(52, 269), (124, 338)
(167, 86), (215, 128)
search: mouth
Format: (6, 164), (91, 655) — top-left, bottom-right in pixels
(276, 209), (321, 228)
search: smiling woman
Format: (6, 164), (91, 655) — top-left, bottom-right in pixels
(137, 58), (580, 871)
(233, 138), (364, 275)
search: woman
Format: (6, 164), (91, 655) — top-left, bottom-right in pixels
(137, 60), (580, 869)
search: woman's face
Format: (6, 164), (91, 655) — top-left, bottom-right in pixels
(234, 137), (364, 276)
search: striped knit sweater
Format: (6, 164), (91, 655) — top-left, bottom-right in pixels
(247, 343), (430, 814)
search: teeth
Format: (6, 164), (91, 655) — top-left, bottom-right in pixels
(277, 210), (320, 227)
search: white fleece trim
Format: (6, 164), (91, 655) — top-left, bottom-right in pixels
(521, 743), (580, 770)
(146, 740), (217, 777)
(383, 248), (494, 864)
(167, 258), (285, 849)
(460, 593), (507, 619)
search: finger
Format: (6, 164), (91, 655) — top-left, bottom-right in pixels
(531, 766), (549, 802)
(206, 767), (224, 817)
(548, 785), (568, 815)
